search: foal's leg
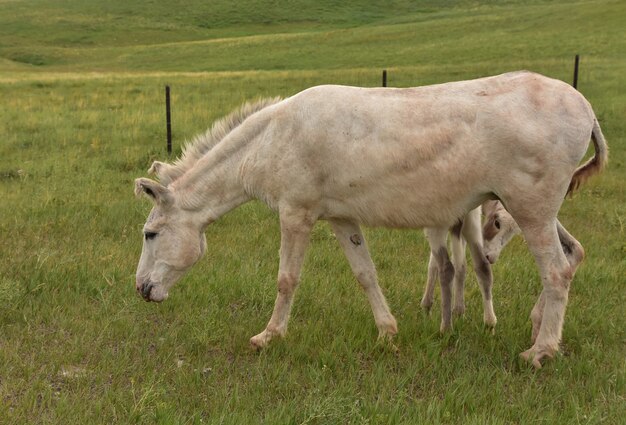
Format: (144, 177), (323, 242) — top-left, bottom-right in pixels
(250, 208), (314, 349)
(424, 227), (455, 332)
(519, 219), (574, 368)
(450, 222), (467, 316)
(530, 220), (584, 344)
(329, 219), (398, 340)
(420, 252), (438, 313)
(462, 208), (497, 327)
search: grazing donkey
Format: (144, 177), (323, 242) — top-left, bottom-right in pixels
(135, 71), (607, 368)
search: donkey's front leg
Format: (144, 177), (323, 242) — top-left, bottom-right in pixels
(250, 208), (314, 349)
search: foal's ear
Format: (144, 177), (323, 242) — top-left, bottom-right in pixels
(134, 178), (172, 205)
(481, 200), (499, 218)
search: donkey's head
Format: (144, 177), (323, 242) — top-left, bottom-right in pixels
(134, 178), (206, 302)
(482, 200), (520, 264)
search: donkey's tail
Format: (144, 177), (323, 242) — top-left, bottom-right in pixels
(567, 118), (608, 195)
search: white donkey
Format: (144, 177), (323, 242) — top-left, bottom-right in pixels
(135, 71), (607, 368)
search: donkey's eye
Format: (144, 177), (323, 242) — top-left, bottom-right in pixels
(494, 219), (501, 230)
(144, 232), (158, 241)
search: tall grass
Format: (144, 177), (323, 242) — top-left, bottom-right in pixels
(0, 0), (624, 423)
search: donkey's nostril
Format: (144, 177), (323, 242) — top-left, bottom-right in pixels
(141, 282), (154, 300)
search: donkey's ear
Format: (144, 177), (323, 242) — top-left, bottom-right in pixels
(134, 178), (172, 205)
(148, 161), (175, 185)
(148, 161), (162, 175)
(148, 161), (171, 177)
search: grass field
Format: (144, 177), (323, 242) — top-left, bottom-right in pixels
(1, 0), (625, 423)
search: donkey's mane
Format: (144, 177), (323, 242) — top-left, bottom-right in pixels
(152, 96), (282, 186)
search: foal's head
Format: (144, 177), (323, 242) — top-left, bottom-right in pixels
(482, 200), (520, 264)
(134, 178), (206, 302)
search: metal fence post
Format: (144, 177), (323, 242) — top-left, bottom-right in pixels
(573, 54), (580, 90)
(165, 85), (172, 154)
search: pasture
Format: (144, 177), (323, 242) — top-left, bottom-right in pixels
(1, 0), (624, 423)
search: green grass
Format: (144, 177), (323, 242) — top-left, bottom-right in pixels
(1, 0), (625, 423)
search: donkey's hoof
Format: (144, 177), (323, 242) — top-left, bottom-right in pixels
(377, 317), (398, 341)
(250, 331), (272, 349)
(377, 330), (397, 343)
(420, 299), (433, 313)
(520, 344), (556, 369)
(483, 313), (497, 328)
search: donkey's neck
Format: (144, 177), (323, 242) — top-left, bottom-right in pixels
(171, 108), (273, 226)
(171, 135), (251, 225)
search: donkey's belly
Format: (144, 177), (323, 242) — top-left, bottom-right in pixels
(318, 174), (487, 229)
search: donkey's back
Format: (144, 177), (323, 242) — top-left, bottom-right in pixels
(244, 71), (597, 229)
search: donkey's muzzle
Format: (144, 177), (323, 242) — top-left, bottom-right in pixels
(138, 282), (154, 302)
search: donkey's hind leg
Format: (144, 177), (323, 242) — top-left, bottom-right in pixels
(519, 219), (574, 368)
(250, 207), (315, 349)
(462, 208), (497, 327)
(424, 227), (455, 332)
(330, 219), (397, 340)
(557, 220), (585, 271)
(530, 220), (584, 344)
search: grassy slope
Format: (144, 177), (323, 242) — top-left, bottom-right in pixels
(0, 0), (625, 423)
(0, 0), (458, 60)
(1, 0), (624, 74)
